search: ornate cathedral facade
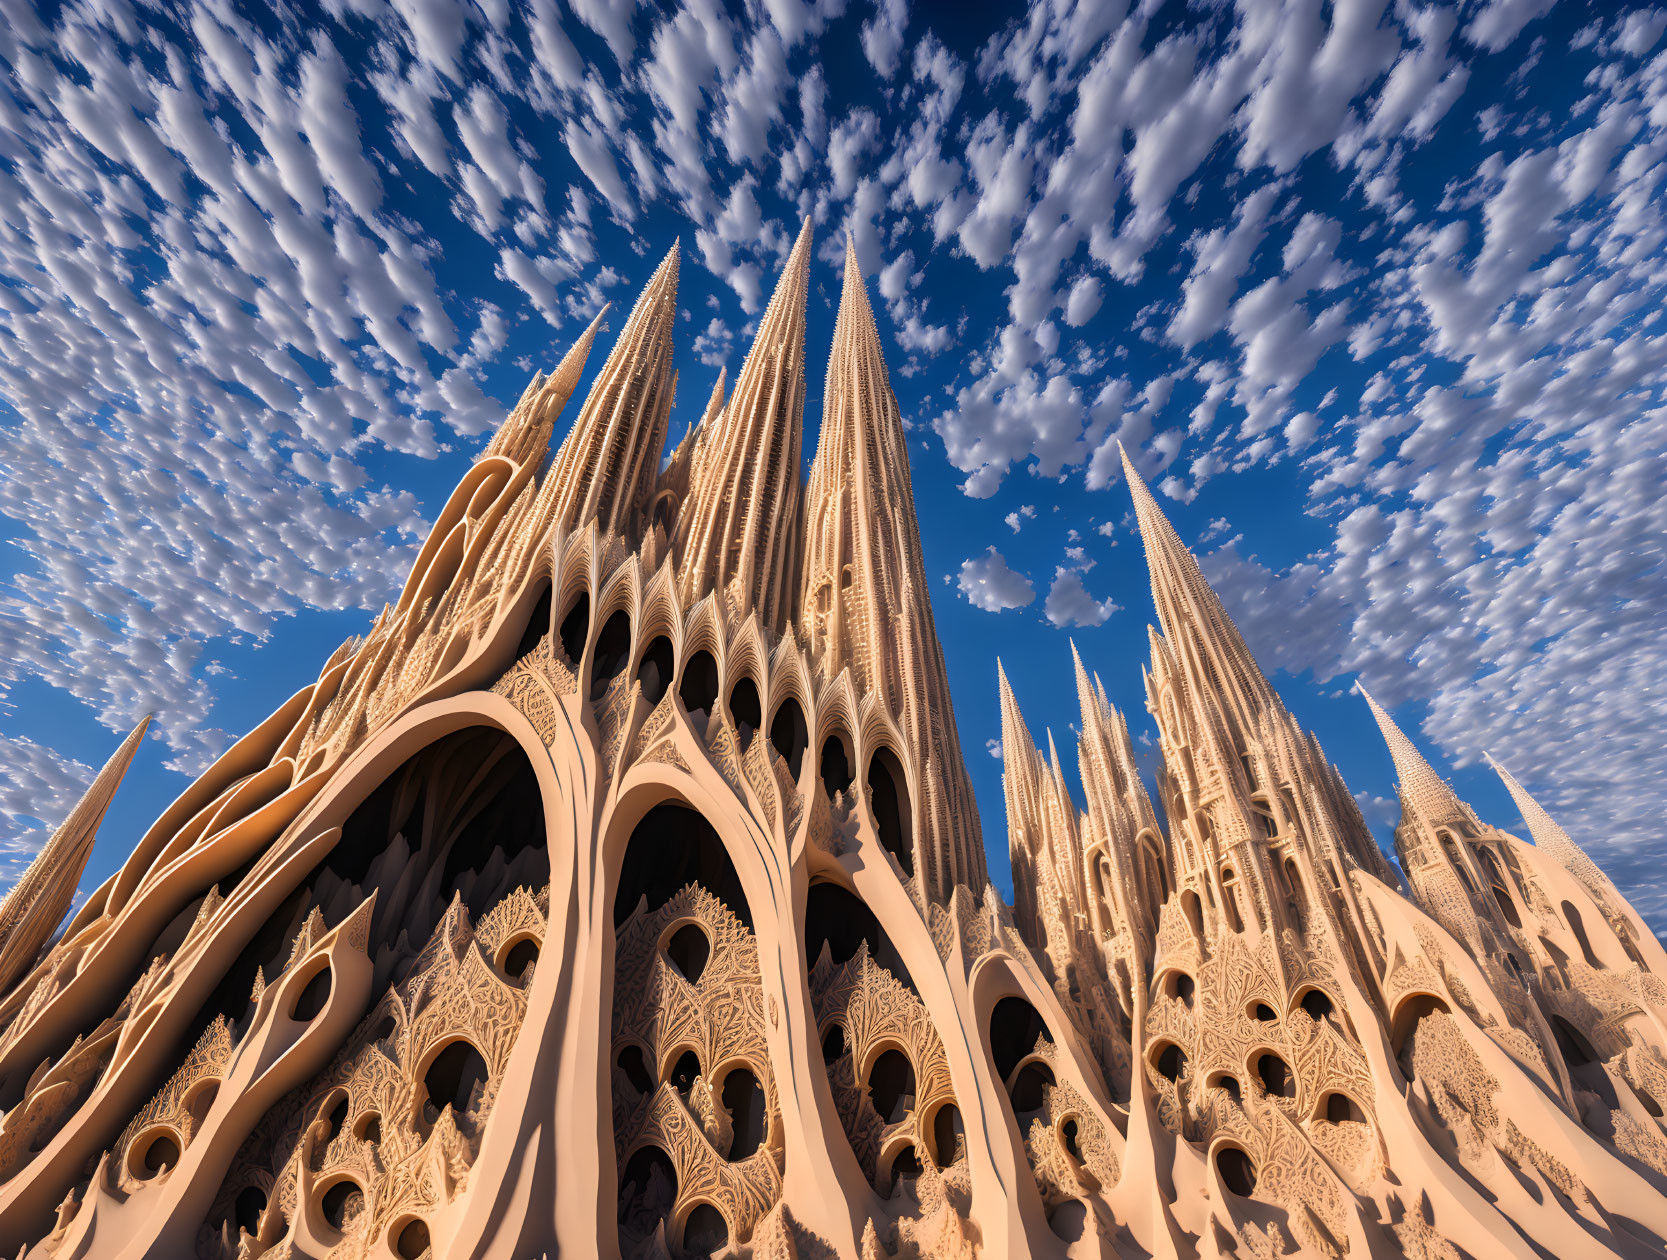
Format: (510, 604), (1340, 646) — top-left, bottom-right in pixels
(2, 227), (1666, 1260)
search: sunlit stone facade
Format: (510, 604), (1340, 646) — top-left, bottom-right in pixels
(2, 232), (1666, 1259)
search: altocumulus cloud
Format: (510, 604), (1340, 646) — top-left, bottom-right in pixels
(957, 548), (1036, 613)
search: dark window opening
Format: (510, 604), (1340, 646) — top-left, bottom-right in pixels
(1258, 1053), (1294, 1098)
(679, 651), (719, 718)
(1049, 1199), (1088, 1242)
(1061, 1116), (1082, 1162)
(888, 1145), (921, 1194)
(515, 583), (552, 660)
(396, 1218), (431, 1259)
(1553, 1016), (1597, 1068)
(769, 699), (808, 779)
(558, 594), (590, 665)
(140, 1133), (179, 1177)
(617, 1146), (676, 1237)
(670, 1050), (702, 1095)
(234, 1186), (266, 1236)
(1563, 901), (1602, 968)
(868, 1049), (917, 1125)
(822, 1024), (846, 1063)
(1325, 1092), (1364, 1124)
(931, 1103), (964, 1167)
(820, 736), (853, 797)
(617, 1045), (653, 1097)
(1011, 1060), (1056, 1114)
(291, 968), (331, 1021)
(590, 611), (632, 699)
(503, 938), (539, 983)
(1300, 989), (1334, 1021)
(424, 1041), (489, 1122)
(321, 1179), (363, 1231)
(1641, 1091), (1664, 1118)
(1217, 1146), (1256, 1196)
(665, 923), (711, 984)
(683, 1203), (729, 1254)
(991, 996), (1053, 1083)
(721, 1068), (765, 1160)
(1182, 890), (1204, 939)
(614, 803), (750, 930)
(1253, 1003), (1277, 1023)
(356, 1113), (381, 1145)
(1172, 973), (1195, 1007)
(729, 677), (761, 746)
(1155, 1043), (1187, 1083)
(637, 636), (674, 707)
(323, 1096), (348, 1144)
(867, 750), (913, 876)
(1218, 1075), (1241, 1102)
(1493, 886), (1523, 928)
(805, 881), (912, 988)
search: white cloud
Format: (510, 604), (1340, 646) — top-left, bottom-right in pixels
(861, 0), (909, 77)
(957, 547), (1036, 611)
(1044, 567), (1119, 628)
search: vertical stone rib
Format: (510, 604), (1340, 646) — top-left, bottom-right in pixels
(801, 236), (986, 897)
(0, 717), (148, 996)
(543, 243), (680, 538)
(674, 220), (811, 628)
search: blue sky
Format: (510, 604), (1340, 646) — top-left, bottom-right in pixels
(3, 0), (1665, 932)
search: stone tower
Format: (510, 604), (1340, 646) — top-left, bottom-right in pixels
(2, 237), (1666, 1260)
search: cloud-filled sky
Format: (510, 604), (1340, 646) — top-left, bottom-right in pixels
(3, 0), (1665, 932)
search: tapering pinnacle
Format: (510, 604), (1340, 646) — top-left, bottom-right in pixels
(543, 242), (680, 538)
(674, 219), (811, 628)
(485, 303), (609, 464)
(1357, 683), (1470, 828)
(1486, 753), (1612, 897)
(0, 716), (149, 995)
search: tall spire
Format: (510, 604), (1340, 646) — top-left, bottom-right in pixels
(801, 235), (985, 896)
(0, 717), (148, 996)
(542, 243), (680, 538)
(674, 219), (812, 628)
(1357, 684), (1473, 834)
(1486, 754), (1612, 899)
(484, 304), (608, 465)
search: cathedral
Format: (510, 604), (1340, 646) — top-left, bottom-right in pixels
(2, 226), (1666, 1260)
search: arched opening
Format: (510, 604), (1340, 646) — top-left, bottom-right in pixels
(1217, 1145), (1257, 1196)
(1060, 1116), (1083, 1162)
(728, 676), (761, 746)
(1182, 890), (1204, 939)
(930, 1101), (965, 1167)
(867, 748), (914, 877)
(1391, 993), (1451, 1077)
(234, 1186), (267, 1237)
(1552, 1016), (1598, 1068)
(1299, 988), (1335, 1022)
(354, 1112), (381, 1145)
(1154, 1042), (1187, 1083)
(821, 1024), (846, 1064)
(867, 1049), (917, 1125)
(134, 1130), (179, 1179)
(720, 1067), (766, 1159)
(990, 996), (1053, 1084)
(1010, 1060), (1056, 1114)
(1049, 1198), (1089, 1242)
(664, 923), (711, 984)
(422, 1041), (490, 1128)
(590, 611), (632, 699)
(1283, 856), (1306, 928)
(820, 734), (853, 797)
(805, 880), (912, 987)
(614, 802), (751, 931)
(887, 1145), (921, 1195)
(502, 937), (539, 983)
(1139, 834), (1170, 901)
(320, 1178), (364, 1232)
(558, 593), (590, 665)
(1257, 1052), (1294, 1099)
(290, 967), (331, 1021)
(617, 1146), (676, 1242)
(1164, 971), (1195, 1008)
(637, 636), (674, 707)
(1324, 1092), (1366, 1124)
(679, 650), (720, 719)
(1562, 901), (1602, 968)
(669, 1049), (703, 1095)
(1216, 1075), (1241, 1102)
(321, 1095), (349, 1145)
(395, 1219), (431, 1259)
(1253, 1002), (1277, 1023)
(683, 1203), (729, 1254)
(769, 698), (808, 779)
(515, 583), (552, 660)
(1439, 833), (1476, 895)
(617, 1045), (653, 1097)
(1220, 866), (1243, 933)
